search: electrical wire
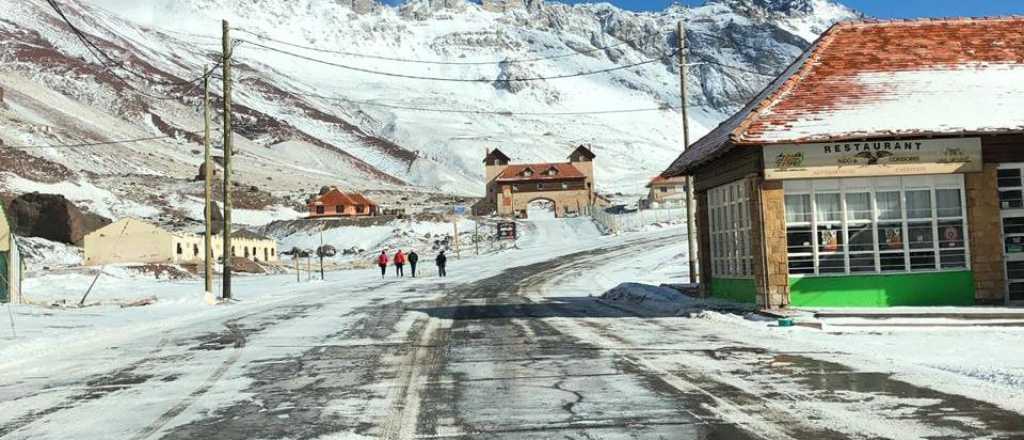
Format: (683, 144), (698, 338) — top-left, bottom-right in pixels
(283, 90), (678, 116)
(233, 27), (668, 66)
(44, 0), (224, 99)
(239, 39), (677, 82)
(1, 135), (174, 150)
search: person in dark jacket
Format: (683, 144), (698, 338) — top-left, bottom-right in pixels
(377, 250), (388, 279)
(435, 251), (447, 277)
(408, 250), (419, 277)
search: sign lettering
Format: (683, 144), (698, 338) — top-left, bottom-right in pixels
(764, 138), (982, 180)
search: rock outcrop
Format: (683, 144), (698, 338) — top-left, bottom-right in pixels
(7, 193), (110, 244)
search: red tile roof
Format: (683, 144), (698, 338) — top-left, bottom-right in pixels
(310, 189), (376, 206)
(647, 175), (687, 187)
(665, 17), (1024, 176)
(495, 163), (586, 182)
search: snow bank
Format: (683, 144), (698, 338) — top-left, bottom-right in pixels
(16, 236), (83, 270)
(599, 282), (757, 317)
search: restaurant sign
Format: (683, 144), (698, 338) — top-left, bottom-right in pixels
(764, 138), (982, 180)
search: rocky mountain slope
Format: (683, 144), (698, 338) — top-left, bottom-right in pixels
(0, 0), (857, 225)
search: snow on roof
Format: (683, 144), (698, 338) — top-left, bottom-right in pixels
(495, 163), (586, 182)
(666, 16), (1024, 176)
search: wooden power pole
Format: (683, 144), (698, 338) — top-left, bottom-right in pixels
(677, 21), (699, 285)
(221, 20), (234, 299)
(203, 67), (214, 296)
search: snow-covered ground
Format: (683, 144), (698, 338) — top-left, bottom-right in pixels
(2, 217), (1022, 439)
(572, 243), (1024, 419)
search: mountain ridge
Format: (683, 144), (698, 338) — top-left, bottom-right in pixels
(0, 0), (858, 224)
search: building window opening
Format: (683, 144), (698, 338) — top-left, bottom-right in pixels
(316, 206), (325, 214)
(708, 180), (753, 278)
(194, 244), (199, 256)
(784, 175), (968, 276)
(176, 243), (183, 255)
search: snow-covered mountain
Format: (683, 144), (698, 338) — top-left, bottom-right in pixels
(0, 0), (857, 223)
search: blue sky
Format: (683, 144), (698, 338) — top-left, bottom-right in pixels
(552, 0), (1024, 17)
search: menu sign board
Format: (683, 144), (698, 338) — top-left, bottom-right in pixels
(764, 138), (982, 180)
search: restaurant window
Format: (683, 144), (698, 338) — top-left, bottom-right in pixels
(708, 180), (753, 278)
(783, 175), (968, 276)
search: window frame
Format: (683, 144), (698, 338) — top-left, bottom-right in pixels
(707, 180), (754, 279)
(784, 175), (969, 277)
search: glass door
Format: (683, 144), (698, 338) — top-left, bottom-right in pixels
(997, 164), (1024, 305)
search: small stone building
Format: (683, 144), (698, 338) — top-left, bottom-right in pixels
(663, 17), (1024, 308)
(307, 188), (379, 218)
(0, 203), (23, 304)
(84, 218), (279, 266)
(476, 145), (597, 218)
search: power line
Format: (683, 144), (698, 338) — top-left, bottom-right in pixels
(233, 27), (668, 66)
(238, 39), (677, 82)
(1, 135), (174, 150)
(284, 90), (679, 116)
(43, 0), (223, 100)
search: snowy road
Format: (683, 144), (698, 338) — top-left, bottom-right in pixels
(2, 223), (1023, 439)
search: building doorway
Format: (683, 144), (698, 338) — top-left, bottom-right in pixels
(526, 199), (556, 220)
(998, 163), (1024, 305)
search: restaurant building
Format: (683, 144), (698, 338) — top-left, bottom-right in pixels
(663, 17), (1024, 308)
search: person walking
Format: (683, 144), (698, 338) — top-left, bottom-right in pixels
(435, 250), (447, 278)
(408, 250), (419, 278)
(376, 250), (388, 279)
(394, 250), (406, 277)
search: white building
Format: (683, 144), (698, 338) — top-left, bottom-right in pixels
(84, 218), (278, 266)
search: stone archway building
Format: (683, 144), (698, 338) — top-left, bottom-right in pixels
(475, 145), (597, 218)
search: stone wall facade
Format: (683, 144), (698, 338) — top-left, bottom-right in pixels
(966, 163), (1007, 304)
(496, 186), (592, 218)
(750, 177), (789, 309)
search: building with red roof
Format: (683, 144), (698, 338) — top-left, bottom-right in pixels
(644, 175), (688, 208)
(307, 187), (379, 218)
(664, 17), (1024, 309)
(475, 145), (599, 218)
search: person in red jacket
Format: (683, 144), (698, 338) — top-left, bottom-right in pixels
(394, 250), (406, 277)
(377, 250), (388, 279)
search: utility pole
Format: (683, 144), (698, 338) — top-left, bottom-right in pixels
(453, 218), (460, 260)
(221, 20), (234, 299)
(474, 221), (480, 256)
(203, 67), (214, 296)
(678, 21), (699, 285)
(319, 226), (325, 280)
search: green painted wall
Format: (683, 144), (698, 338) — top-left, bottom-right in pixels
(711, 278), (757, 304)
(789, 271), (975, 307)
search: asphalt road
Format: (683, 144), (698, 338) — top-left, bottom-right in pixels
(3, 232), (1023, 439)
